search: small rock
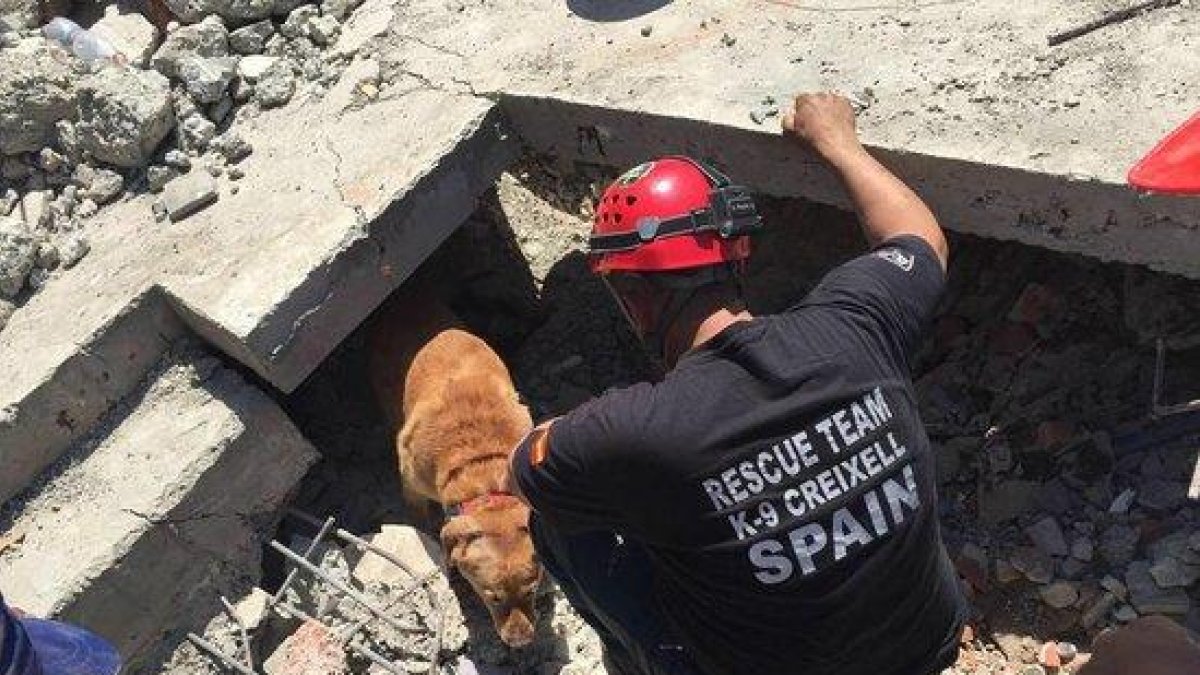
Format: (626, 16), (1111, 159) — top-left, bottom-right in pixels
(211, 0), (276, 23)
(58, 235), (89, 269)
(164, 149), (192, 171)
(75, 68), (176, 169)
(179, 115), (217, 152)
(640, 25), (652, 37)
(995, 558), (1024, 584)
(146, 166), (176, 193)
(1026, 516), (1070, 558)
(1099, 524), (1139, 566)
(281, 5), (319, 39)
(0, 298), (13, 331)
(210, 132), (253, 164)
(35, 241), (59, 270)
(36, 147), (66, 173)
(1059, 556), (1086, 580)
(255, 59), (296, 108)
(1149, 556), (1200, 589)
(151, 15), (229, 79)
(306, 15), (340, 46)
(179, 56), (237, 104)
(1126, 560), (1191, 616)
(321, 0), (363, 21)
(152, 200), (169, 222)
(1113, 604), (1138, 622)
(20, 190), (51, 230)
(1057, 642), (1078, 664)
(352, 525), (443, 588)
(1100, 575), (1128, 601)
(1010, 546), (1054, 585)
(162, 173), (218, 222)
(230, 19), (275, 54)
(720, 32), (736, 47)
(0, 189), (16, 216)
(230, 77), (254, 103)
(237, 55), (280, 82)
(75, 199), (97, 219)
(90, 7), (162, 68)
(1039, 580), (1078, 609)
(77, 166), (125, 205)
(1071, 537), (1094, 562)
(233, 587), (271, 631)
(0, 216), (36, 297)
(1081, 591), (1117, 629)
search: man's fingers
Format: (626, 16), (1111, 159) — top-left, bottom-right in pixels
(781, 111), (794, 133)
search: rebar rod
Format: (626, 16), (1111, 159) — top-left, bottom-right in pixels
(271, 515), (337, 605)
(186, 632), (256, 675)
(270, 540), (421, 633)
(1048, 0), (1181, 46)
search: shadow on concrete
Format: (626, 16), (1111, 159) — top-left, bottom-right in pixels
(565, 0), (672, 22)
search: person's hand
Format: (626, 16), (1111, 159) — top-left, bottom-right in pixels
(781, 92), (863, 165)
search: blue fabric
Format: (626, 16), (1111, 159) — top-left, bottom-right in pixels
(530, 514), (700, 675)
(1, 594), (119, 675)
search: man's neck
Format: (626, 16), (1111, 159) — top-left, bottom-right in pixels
(663, 301), (753, 367)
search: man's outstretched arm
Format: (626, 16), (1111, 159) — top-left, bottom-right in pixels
(782, 92), (949, 271)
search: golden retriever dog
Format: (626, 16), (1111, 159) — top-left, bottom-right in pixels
(368, 285), (542, 648)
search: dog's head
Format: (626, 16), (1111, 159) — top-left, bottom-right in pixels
(441, 502), (542, 648)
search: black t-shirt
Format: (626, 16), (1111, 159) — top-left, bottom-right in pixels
(514, 236), (967, 675)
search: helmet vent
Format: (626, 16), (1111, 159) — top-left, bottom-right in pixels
(626, 195), (637, 206)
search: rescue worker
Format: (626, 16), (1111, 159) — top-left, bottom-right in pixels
(506, 92), (965, 675)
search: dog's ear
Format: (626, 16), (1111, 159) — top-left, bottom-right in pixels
(440, 515), (483, 567)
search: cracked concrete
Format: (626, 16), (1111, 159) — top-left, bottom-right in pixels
(0, 346), (317, 669)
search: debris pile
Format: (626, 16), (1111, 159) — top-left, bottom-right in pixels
(0, 0), (368, 331)
(281, 165), (1200, 675)
(164, 512), (600, 675)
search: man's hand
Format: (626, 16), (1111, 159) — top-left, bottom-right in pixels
(781, 93), (864, 166)
(780, 91), (948, 270)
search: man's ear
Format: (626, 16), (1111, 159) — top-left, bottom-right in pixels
(440, 515), (482, 567)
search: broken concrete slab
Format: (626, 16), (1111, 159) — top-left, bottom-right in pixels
(0, 87), (512, 505)
(0, 350), (317, 668)
(75, 67), (176, 169)
(351, 524), (443, 588)
(89, 7), (162, 68)
(0, 40), (78, 155)
(365, 0), (1200, 278)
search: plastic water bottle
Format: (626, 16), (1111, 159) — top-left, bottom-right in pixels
(42, 17), (82, 46)
(70, 30), (118, 65)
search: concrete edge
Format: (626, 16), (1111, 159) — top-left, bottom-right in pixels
(499, 94), (1200, 280)
(173, 104), (521, 393)
(0, 292), (185, 506)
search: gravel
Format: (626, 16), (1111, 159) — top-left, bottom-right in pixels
(0, 216), (36, 298)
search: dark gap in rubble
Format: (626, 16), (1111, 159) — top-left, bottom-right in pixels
(268, 159), (1200, 674)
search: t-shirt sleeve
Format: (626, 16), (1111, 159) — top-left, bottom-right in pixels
(511, 390), (646, 533)
(799, 235), (945, 365)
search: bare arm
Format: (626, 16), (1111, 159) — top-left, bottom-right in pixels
(782, 93), (949, 270)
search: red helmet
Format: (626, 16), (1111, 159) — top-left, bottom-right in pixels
(588, 156), (761, 274)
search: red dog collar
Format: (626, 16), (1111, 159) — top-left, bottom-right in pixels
(445, 491), (519, 517)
